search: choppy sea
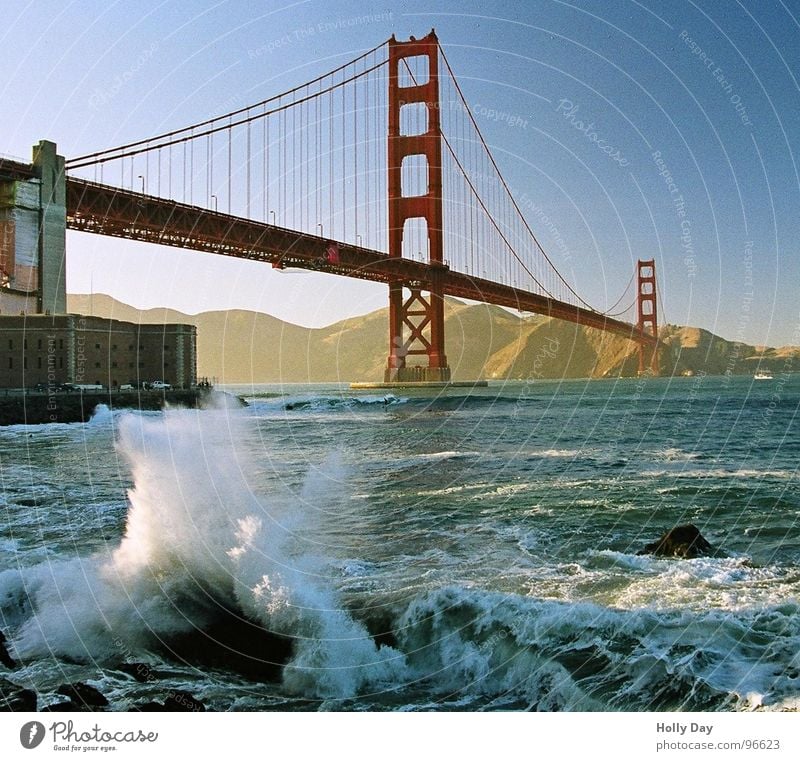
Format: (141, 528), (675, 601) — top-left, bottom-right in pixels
(1, 375), (798, 711)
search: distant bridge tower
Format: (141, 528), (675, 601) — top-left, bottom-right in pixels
(385, 30), (451, 383)
(636, 258), (659, 375)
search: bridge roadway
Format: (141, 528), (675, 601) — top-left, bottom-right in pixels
(65, 178), (654, 345)
(0, 157), (653, 346)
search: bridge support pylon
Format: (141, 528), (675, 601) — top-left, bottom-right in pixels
(636, 258), (659, 375)
(384, 30), (451, 384)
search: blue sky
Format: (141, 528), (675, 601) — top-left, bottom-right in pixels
(2, 0), (798, 345)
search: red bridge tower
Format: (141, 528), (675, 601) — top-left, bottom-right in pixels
(385, 31), (450, 383)
(636, 258), (659, 375)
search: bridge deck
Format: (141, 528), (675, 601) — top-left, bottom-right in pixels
(65, 177), (655, 344)
(0, 158), (37, 181)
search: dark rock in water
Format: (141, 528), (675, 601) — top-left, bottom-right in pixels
(42, 700), (81, 712)
(158, 606), (293, 682)
(134, 691), (206, 712)
(133, 701), (167, 712)
(111, 600), (292, 683)
(0, 677), (37, 711)
(363, 614), (398, 650)
(118, 662), (157, 683)
(638, 524), (713, 558)
(372, 629), (398, 650)
(0, 631), (16, 669)
(56, 682), (109, 707)
(163, 690), (205, 712)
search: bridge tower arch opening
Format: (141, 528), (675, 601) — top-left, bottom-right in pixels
(636, 258), (659, 375)
(385, 30), (451, 383)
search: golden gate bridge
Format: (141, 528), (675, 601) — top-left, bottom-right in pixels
(9, 31), (660, 382)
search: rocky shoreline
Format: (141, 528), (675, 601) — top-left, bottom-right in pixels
(0, 675), (208, 713)
(0, 627), (208, 711)
(0, 605), (400, 711)
(0, 388), (245, 425)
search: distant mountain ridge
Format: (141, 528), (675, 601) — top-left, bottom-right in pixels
(67, 294), (800, 383)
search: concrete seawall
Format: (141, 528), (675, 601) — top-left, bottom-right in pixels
(0, 389), (237, 426)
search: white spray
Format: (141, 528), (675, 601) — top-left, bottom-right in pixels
(1, 407), (401, 698)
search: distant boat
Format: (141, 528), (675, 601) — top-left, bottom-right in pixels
(754, 370), (774, 380)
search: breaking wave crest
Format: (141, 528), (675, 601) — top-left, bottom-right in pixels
(2, 405), (798, 710)
(394, 585), (800, 710)
(0, 408), (401, 699)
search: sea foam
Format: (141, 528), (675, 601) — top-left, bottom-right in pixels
(0, 407), (402, 698)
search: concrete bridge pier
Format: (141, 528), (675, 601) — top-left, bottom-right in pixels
(0, 140), (66, 315)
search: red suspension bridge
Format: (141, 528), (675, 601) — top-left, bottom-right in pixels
(32, 31), (660, 381)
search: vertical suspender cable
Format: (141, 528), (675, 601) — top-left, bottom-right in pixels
(246, 117), (251, 218)
(341, 77), (346, 241)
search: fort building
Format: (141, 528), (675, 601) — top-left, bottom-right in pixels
(0, 141), (197, 390)
(0, 314), (196, 390)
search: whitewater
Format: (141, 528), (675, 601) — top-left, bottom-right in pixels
(0, 376), (798, 711)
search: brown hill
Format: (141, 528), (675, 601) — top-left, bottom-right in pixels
(66, 294), (800, 383)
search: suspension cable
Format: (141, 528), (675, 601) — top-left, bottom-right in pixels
(439, 130), (552, 297)
(67, 41), (390, 168)
(601, 270), (636, 316)
(438, 43), (607, 312)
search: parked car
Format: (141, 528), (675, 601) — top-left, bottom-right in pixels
(150, 381), (172, 390)
(118, 384), (134, 391)
(32, 382), (50, 392)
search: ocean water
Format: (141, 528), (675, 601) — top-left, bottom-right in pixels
(0, 375), (798, 711)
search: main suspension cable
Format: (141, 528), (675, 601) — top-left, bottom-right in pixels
(67, 40), (390, 168)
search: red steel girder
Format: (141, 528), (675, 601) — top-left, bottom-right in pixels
(66, 177), (656, 347)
